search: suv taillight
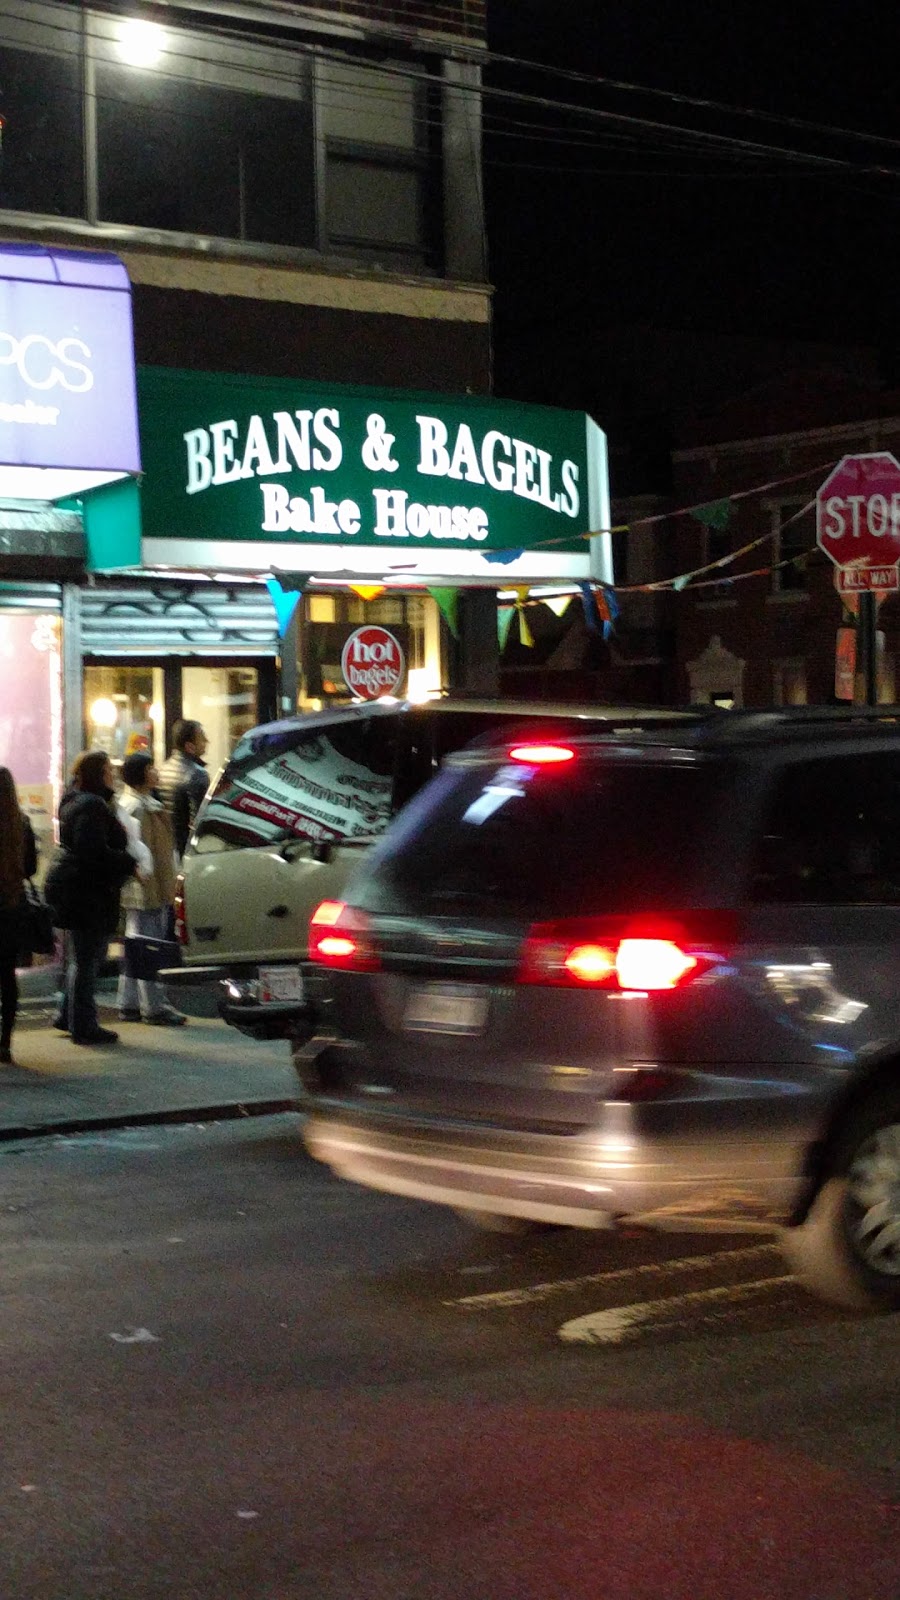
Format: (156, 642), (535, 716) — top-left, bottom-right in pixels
(309, 900), (380, 972)
(174, 874), (187, 945)
(517, 915), (731, 992)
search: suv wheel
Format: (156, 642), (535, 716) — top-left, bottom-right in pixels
(781, 1091), (900, 1312)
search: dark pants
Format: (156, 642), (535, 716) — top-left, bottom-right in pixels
(0, 928), (18, 1050)
(58, 927), (109, 1039)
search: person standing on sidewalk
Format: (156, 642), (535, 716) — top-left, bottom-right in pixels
(117, 753), (186, 1028)
(0, 769), (37, 1065)
(45, 752), (136, 1047)
(158, 720), (209, 860)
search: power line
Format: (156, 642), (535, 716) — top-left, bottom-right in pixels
(8, 4), (900, 184)
(478, 42), (900, 160)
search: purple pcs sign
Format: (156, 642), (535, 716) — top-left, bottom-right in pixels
(0, 245), (140, 474)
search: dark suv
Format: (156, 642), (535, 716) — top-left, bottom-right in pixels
(176, 699), (693, 1040)
(297, 709), (900, 1313)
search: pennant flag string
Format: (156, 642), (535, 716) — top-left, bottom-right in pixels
(614, 497), (816, 594)
(457, 462), (830, 567)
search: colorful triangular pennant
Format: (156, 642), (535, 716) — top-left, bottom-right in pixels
(427, 587), (460, 639)
(265, 576), (302, 637)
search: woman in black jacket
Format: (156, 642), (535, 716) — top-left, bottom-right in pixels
(48, 751), (136, 1046)
(0, 768), (38, 1065)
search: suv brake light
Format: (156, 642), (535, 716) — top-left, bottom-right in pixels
(518, 915), (731, 992)
(174, 875), (187, 945)
(508, 743), (575, 765)
(309, 900), (380, 971)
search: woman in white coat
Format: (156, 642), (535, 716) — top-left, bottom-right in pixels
(116, 753), (187, 1027)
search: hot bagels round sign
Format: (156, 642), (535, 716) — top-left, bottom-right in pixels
(341, 624), (406, 700)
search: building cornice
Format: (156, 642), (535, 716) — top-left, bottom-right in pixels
(673, 414), (900, 464)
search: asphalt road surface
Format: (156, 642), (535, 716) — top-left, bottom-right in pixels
(0, 1114), (897, 1600)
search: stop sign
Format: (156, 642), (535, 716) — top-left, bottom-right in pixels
(341, 625), (406, 701)
(817, 452), (900, 587)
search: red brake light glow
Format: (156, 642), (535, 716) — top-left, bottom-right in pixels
(615, 937), (697, 991)
(508, 743), (575, 765)
(564, 943), (616, 984)
(173, 874), (186, 945)
(309, 900), (379, 971)
(518, 916), (727, 992)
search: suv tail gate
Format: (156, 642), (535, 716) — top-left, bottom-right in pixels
(312, 745), (745, 1128)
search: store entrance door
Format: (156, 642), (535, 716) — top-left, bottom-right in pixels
(83, 657), (276, 778)
(181, 662), (274, 778)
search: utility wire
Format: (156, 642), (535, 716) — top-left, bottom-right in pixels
(16, 4), (900, 181)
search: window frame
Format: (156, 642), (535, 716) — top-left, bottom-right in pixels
(768, 497), (813, 595)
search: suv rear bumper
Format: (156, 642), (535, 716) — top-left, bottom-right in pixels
(301, 1103), (796, 1229)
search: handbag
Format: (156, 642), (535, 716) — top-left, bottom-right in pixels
(43, 847), (79, 930)
(123, 934), (182, 981)
(19, 880), (56, 958)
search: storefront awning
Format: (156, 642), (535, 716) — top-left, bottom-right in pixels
(0, 245), (141, 540)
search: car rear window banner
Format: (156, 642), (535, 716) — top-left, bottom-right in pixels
(196, 730), (394, 850)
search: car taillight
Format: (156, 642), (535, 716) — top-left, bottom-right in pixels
(309, 900), (380, 971)
(174, 875), (186, 945)
(518, 915), (730, 992)
(615, 938), (697, 991)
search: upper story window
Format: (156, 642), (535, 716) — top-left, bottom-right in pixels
(92, 13), (316, 248)
(319, 58), (436, 270)
(700, 520), (735, 600)
(770, 499), (813, 593)
(0, 1), (85, 216)
(0, 2), (442, 270)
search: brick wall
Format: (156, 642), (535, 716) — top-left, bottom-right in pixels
(671, 425), (900, 707)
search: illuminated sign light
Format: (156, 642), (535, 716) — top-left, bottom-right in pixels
(0, 245), (140, 490)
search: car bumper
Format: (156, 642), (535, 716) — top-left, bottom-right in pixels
(300, 1099), (799, 1230)
(160, 961), (317, 1043)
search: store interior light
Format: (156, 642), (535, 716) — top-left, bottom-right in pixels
(406, 667), (441, 705)
(90, 697), (119, 729)
(148, 702), (163, 724)
(117, 19), (166, 69)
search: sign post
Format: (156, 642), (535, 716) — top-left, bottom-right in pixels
(816, 453), (900, 705)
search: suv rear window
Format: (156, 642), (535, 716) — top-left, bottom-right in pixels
(192, 717), (400, 852)
(356, 752), (725, 919)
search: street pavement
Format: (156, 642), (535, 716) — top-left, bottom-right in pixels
(0, 1116), (897, 1600)
(1, 973), (298, 1137)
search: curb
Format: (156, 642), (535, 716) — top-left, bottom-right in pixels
(0, 1097), (301, 1145)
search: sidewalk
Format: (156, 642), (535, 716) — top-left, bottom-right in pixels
(0, 981), (300, 1139)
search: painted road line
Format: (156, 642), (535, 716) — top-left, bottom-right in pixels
(558, 1274), (796, 1345)
(446, 1241), (781, 1310)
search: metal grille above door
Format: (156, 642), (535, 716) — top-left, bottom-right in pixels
(79, 582), (279, 656)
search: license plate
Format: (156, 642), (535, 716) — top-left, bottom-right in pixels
(403, 984), (488, 1035)
(258, 965), (305, 1004)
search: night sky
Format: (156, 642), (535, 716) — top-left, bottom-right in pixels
(485, 1), (900, 427)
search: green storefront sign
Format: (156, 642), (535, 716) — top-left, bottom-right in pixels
(137, 367), (609, 578)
